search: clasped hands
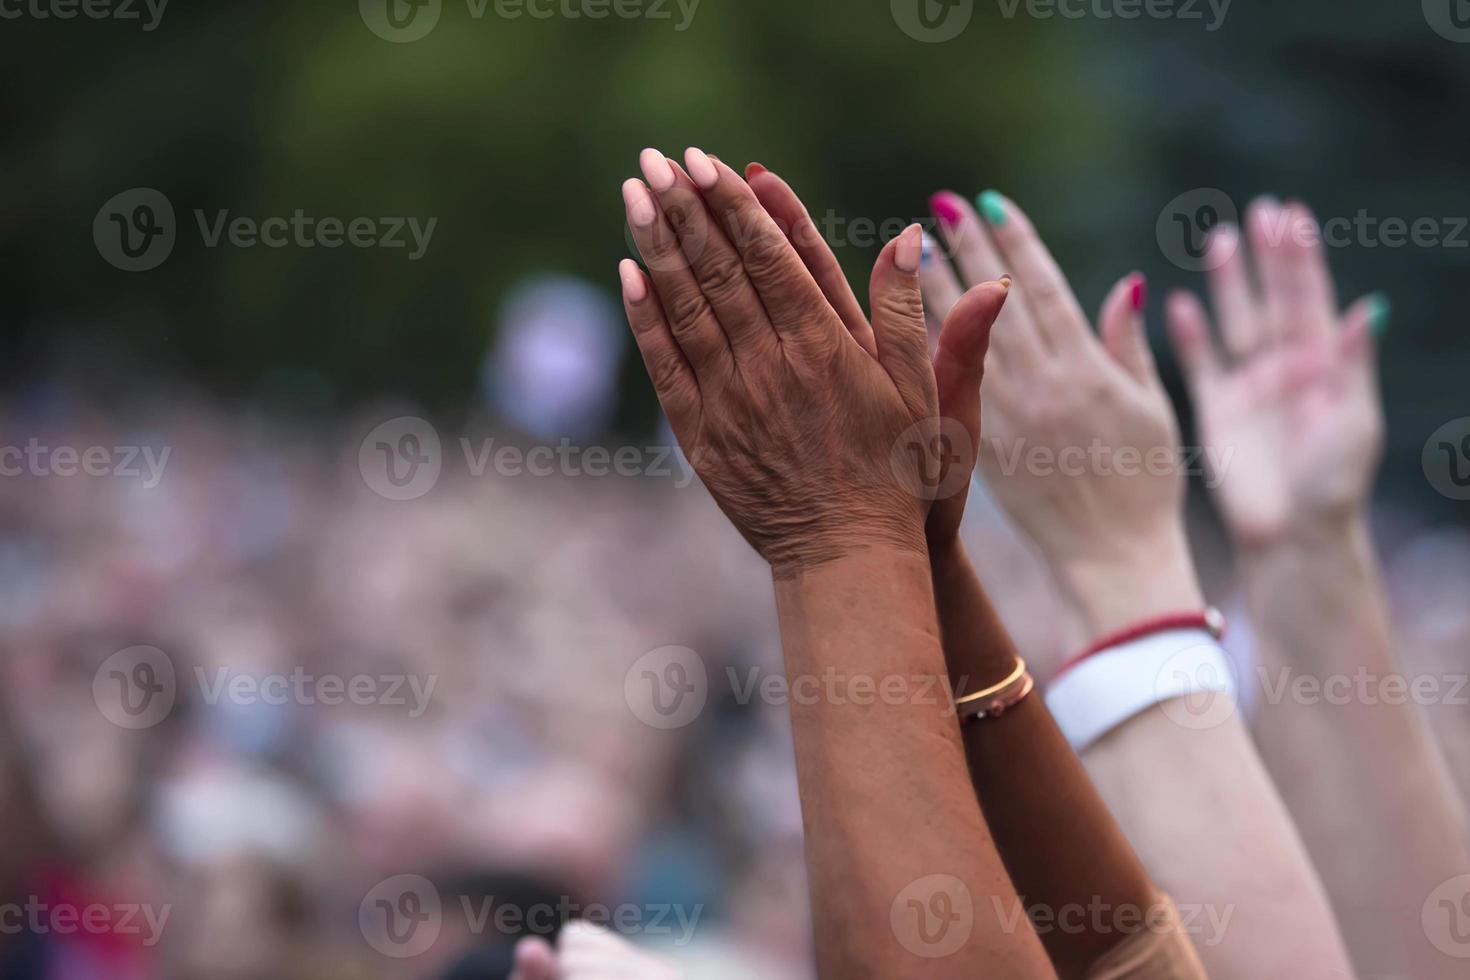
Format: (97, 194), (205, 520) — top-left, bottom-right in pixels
(620, 147), (1008, 577)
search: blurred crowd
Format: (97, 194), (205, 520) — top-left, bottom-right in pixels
(0, 366), (1466, 979)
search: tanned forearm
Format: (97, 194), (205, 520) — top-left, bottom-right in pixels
(930, 538), (1164, 979)
(1244, 516), (1470, 980)
(773, 545), (1055, 980)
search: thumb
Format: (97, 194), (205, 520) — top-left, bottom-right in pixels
(869, 223), (934, 409)
(508, 935), (557, 980)
(934, 278), (1010, 449)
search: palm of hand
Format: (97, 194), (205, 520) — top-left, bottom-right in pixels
(1197, 338), (1382, 546)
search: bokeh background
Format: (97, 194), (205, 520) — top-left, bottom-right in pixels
(1, 1), (1468, 977)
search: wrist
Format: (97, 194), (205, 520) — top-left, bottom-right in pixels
(767, 508), (929, 580)
(1053, 524), (1206, 639)
(1238, 509), (1372, 563)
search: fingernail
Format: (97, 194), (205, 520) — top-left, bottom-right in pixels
(929, 192), (963, 228)
(745, 162), (768, 180)
(1130, 273), (1147, 312)
(685, 147), (718, 189)
(976, 190), (1007, 225)
(619, 259), (647, 303)
(622, 179), (657, 228)
(999, 274), (1012, 289)
(639, 148), (675, 192)
(895, 224), (922, 274)
(1367, 293), (1390, 337)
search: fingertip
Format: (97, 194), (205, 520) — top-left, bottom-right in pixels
(619, 259), (647, 305)
(894, 223), (922, 274)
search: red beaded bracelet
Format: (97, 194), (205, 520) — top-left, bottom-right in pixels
(1055, 608), (1227, 679)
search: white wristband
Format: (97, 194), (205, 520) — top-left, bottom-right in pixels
(1044, 628), (1238, 752)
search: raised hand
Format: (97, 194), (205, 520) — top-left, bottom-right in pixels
(620, 148), (953, 574)
(922, 190), (1200, 637)
(1165, 198), (1387, 547)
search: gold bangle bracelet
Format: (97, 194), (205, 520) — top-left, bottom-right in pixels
(963, 674), (1035, 724)
(954, 658), (1028, 707)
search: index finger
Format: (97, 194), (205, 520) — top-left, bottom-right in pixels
(683, 149), (842, 350)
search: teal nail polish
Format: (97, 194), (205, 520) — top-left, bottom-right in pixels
(976, 190), (1007, 225)
(1367, 293), (1391, 337)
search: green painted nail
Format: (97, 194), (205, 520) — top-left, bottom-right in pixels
(1367, 293), (1390, 337)
(976, 190), (1007, 225)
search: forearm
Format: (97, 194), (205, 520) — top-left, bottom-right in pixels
(1043, 530), (1354, 977)
(931, 538), (1162, 980)
(1081, 705), (1355, 978)
(773, 544), (1054, 980)
(1243, 516), (1470, 979)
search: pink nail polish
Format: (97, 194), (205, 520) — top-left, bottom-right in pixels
(895, 224), (921, 274)
(622, 179), (657, 228)
(1130, 274), (1147, 312)
(639, 148), (676, 192)
(619, 259), (647, 303)
(930, 192), (962, 228)
(684, 147), (719, 190)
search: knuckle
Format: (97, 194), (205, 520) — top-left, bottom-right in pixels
(666, 289), (713, 336)
(741, 231), (795, 283)
(874, 290), (926, 326)
(649, 349), (690, 398)
(696, 254), (749, 304)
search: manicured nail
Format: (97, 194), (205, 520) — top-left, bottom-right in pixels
(745, 162), (768, 180)
(1130, 273), (1147, 312)
(684, 147), (718, 190)
(976, 190), (1007, 225)
(622, 179), (657, 228)
(895, 224), (922, 274)
(639, 148), (675, 192)
(1367, 293), (1390, 337)
(929, 192), (963, 228)
(619, 259), (647, 303)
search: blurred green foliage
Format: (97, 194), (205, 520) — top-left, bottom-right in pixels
(1, 0), (1467, 513)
